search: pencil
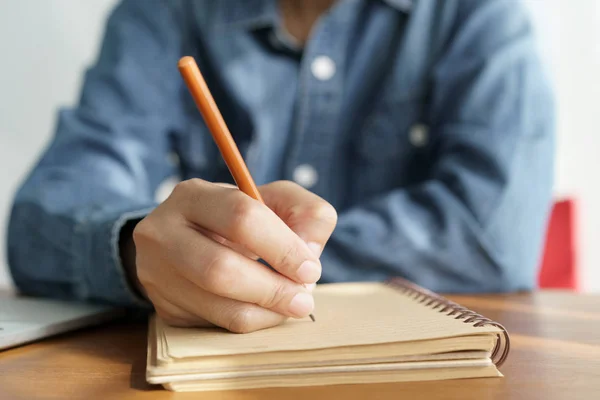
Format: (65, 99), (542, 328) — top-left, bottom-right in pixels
(178, 56), (315, 322)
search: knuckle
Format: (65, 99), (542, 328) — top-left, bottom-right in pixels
(287, 201), (337, 227)
(201, 252), (235, 291)
(228, 192), (259, 240)
(276, 180), (300, 191)
(132, 218), (157, 245)
(302, 201), (337, 223)
(227, 307), (253, 334)
(172, 179), (193, 196)
(286, 204), (306, 224)
(315, 202), (338, 226)
(274, 244), (298, 271)
(262, 281), (288, 310)
(172, 179), (205, 201)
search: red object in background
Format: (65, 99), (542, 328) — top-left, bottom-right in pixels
(538, 199), (578, 290)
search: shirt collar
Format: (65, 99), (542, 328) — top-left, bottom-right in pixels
(213, 0), (278, 29)
(213, 0), (412, 29)
(382, 0), (413, 12)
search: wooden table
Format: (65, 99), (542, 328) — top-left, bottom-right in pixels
(1, 291), (599, 399)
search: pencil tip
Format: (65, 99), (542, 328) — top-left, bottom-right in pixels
(309, 314), (315, 322)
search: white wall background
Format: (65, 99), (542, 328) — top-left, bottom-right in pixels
(0, 0), (599, 291)
(0, 0), (119, 288)
(524, 0), (600, 292)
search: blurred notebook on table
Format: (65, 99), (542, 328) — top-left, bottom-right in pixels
(146, 279), (510, 392)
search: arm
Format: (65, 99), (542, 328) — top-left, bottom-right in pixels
(7, 0), (186, 306)
(320, 0), (555, 292)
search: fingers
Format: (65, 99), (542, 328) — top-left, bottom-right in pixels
(194, 225), (258, 260)
(171, 179), (321, 285)
(148, 293), (210, 328)
(149, 270), (288, 333)
(136, 218), (316, 318)
(260, 181), (338, 257)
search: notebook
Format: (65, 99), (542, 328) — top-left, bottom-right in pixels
(146, 278), (510, 392)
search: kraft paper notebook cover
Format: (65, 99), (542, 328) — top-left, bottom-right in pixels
(146, 278), (510, 392)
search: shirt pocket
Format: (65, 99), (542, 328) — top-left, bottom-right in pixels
(352, 95), (430, 199)
(356, 95), (428, 162)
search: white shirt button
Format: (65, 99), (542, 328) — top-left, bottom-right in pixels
(311, 56), (336, 81)
(293, 164), (319, 188)
(409, 124), (429, 147)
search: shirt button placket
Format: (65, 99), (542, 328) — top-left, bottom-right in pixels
(286, 4), (355, 199)
(289, 56), (336, 191)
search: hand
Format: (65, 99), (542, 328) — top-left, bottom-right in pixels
(130, 179), (337, 333)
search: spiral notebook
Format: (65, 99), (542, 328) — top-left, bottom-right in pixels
(146, 279), (510, 392)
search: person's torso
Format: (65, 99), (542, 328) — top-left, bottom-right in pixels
(173, 0), (453, 211)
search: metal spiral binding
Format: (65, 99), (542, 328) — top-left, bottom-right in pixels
(387, 278), (511, 367)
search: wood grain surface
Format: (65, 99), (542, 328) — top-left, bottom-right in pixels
(1, 291), (599, 400)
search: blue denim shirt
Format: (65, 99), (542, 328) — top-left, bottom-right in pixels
(7, 0), (555, 307)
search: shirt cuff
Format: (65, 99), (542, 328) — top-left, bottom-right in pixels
(76, 206), (156, 308)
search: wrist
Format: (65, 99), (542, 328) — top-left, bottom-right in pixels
(119, 218), (147, 300)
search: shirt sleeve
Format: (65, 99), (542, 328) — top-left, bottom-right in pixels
(7, 0), (186, 306)
(320, 0), (555, 293)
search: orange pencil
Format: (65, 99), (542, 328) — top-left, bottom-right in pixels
(178, 56), (315, 322)
(178, 56), (263, 202)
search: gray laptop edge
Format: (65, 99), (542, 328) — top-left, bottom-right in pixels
(0, 296), (123, 351)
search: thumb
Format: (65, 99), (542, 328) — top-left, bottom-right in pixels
(259, 181), (337, 258)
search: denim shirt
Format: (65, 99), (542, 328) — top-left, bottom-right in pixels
(7, 0), (555, 307)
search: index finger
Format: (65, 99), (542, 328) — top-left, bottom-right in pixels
(173, 179), (321, 284)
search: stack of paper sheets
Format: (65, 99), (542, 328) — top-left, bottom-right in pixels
(146, 282), (506, 392)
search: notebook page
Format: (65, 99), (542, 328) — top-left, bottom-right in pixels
(162, 283), (501, 358)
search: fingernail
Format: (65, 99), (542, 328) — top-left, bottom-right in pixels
(305, 283), (316, 292)
(296, 260), (321, 283)
(307, 242), (322, 257)
(289, 292), (315, 317)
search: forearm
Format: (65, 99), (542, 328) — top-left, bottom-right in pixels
(319, 186), (506, 292)
(320, 147), (553, 293)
